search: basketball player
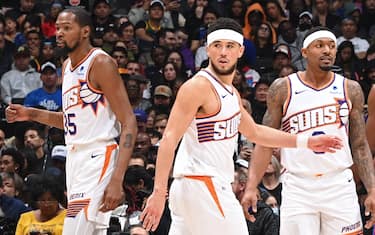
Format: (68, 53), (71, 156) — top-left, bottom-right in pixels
(367, 86), (375, 154)
(5, 8), (137, 234)
(140, 19), (342, 235)
(243, 26), (375, 235)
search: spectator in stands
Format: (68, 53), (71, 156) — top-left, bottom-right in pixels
(119, 22), (139, 61)
(175, 27), (195, 74)
(243, 3), (267, 42)
(312, 0), (341, 32)
(153, 113), (169, 136)
(163, 0), (186, 29)
(251, 79), (271, 124)
(41, 0), (64, 39)
(335, 40), (361, 81)
(184, 0), (209, 51)
(265, 0), (288, 31)
(166, 50), (191, 78)
(111, 46), (129, 69)
(277, 20), (305, 70)
(40, 39), (55, 64)
(227, 0), (246, 27)
(161, 62), (180, 87)
(145, 45), (168, 87)
(0, 174), (30, 234)
(360, 0), (375, 40)
(278, 64), (297, 77)
(136, 0), (165, 63)
(158, 28), (177, 51)
(102, 23), (120, 53)
(232, 167), (279, 235)
(297, 11), (313, 39)
(0, 172), (24, 198)
(285, 0), (307, 27)
(359, 59), (375, 104)
(135, 131), (153, 161)
(266, 44), (292, 82)
(4, 13), (18, 43)
(0, 129), (6, 152)
(24, 61), (62, 111)
(152, 85), (173, 115)
(15, 14), (42, 48)
(337, 17), (370, 59)
(259, 156), (283, 205)
(0, 17), (16, 78)
(1, 45), (41, 105)
(6, 0), (42, 27)
(0, 148), (25, 176)
(92, 0), (117, 40)
(253, 22), (275, 75)
(50, 145), (66, 175)
(129, 152), (148, 168)
(15, 175), (66, 235)
(125, 75), (152, 112)
(23, 124), (51, 175)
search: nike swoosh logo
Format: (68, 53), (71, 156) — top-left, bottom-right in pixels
(295, 90), (307, 95)
(91, 154), (101, 159)
(222, 94), (228, 98)
(348, 178), (353, 182)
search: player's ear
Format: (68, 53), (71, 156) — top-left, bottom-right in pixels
(82, 26), (90, 39)
(301, 48), (308, 59)
(238, 45), (245, 58)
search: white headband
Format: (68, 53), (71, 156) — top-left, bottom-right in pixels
(302, 30), (337, 49)
(207, 29), (244, 46)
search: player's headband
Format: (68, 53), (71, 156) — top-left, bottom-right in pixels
(207, 29), (244, 46)
(302, 30), (337, 49)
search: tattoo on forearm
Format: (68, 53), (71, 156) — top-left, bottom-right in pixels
(123, 134), (133, 148)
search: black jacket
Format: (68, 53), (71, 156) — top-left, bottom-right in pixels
(246, 201), (279, 235)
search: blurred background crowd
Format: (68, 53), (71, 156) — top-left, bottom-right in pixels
(0, 0), (374, 234)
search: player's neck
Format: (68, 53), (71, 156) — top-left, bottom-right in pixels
(302, 68), (333, 88)
(206, 66), (234, 86)
(69, 43), (94, 68)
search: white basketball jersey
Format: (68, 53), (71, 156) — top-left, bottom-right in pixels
(173, 69), (241, 183)
(62, 48), (120, 145)
(281, 72), (353, 175)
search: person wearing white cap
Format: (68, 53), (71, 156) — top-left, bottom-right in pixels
(245, 26), (375, 234)
(141, 19), (342, 234)
(24, 61), (62, 111)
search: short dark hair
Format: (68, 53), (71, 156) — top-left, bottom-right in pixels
(207, 17), (243, 36)
(1, 148), (25, 173)
(302, 26), (334, 42)
(61, 8), (92, 31)
(30, 175), (65, 204)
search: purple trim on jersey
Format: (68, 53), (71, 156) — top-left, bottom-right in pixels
(296, 72), (336, 92)
(202, 69), (234, 95)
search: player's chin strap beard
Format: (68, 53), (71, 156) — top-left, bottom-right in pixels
(320, 65), (333, 72)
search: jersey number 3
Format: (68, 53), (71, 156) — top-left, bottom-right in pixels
(64, 113), (77, 135)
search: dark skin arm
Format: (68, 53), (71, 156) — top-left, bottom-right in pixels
(242, 77), (288, 218)
(347, 80), (375, 228)
(89, 54), (137, 212)
(366, 85), (375, 155)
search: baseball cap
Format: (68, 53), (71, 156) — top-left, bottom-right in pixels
(150, 0), (165, 9)
(93, 0), (110, 8)
(154, 85), (172, 97)
(15, 46), (30, 58)
(51, 145), (67, 162)
(274, 44), (290, 59)
(235, 159), (249, 169)
(41, 61), (57, 73)
(134, 109), (148, 123)
(299, 11), (312, 19)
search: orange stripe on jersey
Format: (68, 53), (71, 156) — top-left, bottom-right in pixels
(343, 228), (363, 235)
(70, 48), (97, 71)
(185, 175), (225, 217)
(66, 199), (90, 218)
(99, 144), (118, 182)
(283, 77), (292, 117)
(86, 54), (104, 94)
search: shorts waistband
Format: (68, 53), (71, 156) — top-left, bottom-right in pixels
(288, 168), (349, 179)
(67, 140), (118, 151)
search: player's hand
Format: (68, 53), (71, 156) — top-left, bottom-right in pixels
(99, 179), (124, 212)
(241, 187), (257, 222)
(364, 189), (375, 229)
(308, 135), (343, 153)
(140, 192), (167, 231)
(5, 104), (30, 123)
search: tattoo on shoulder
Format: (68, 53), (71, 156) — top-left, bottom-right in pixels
(267, 77), (289, 107)
(123, 134), (133, 148)
(347, 80), (365, 110)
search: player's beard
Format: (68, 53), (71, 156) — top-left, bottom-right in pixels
(211, 62), (237, 76)
(319, 65), (333, 72)
(55, 40), (80, 58)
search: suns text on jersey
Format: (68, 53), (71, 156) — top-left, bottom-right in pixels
(213, 114), (240, 140)
(63, 86), (81, 110)
(288, 104), (346, 134)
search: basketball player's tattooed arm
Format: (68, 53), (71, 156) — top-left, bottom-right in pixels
(90, 54), (137, 212)
(243, 77), (288, 217)
(348, 80), (375, 228)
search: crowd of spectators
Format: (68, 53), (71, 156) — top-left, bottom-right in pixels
(0, 0), (374, 234)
